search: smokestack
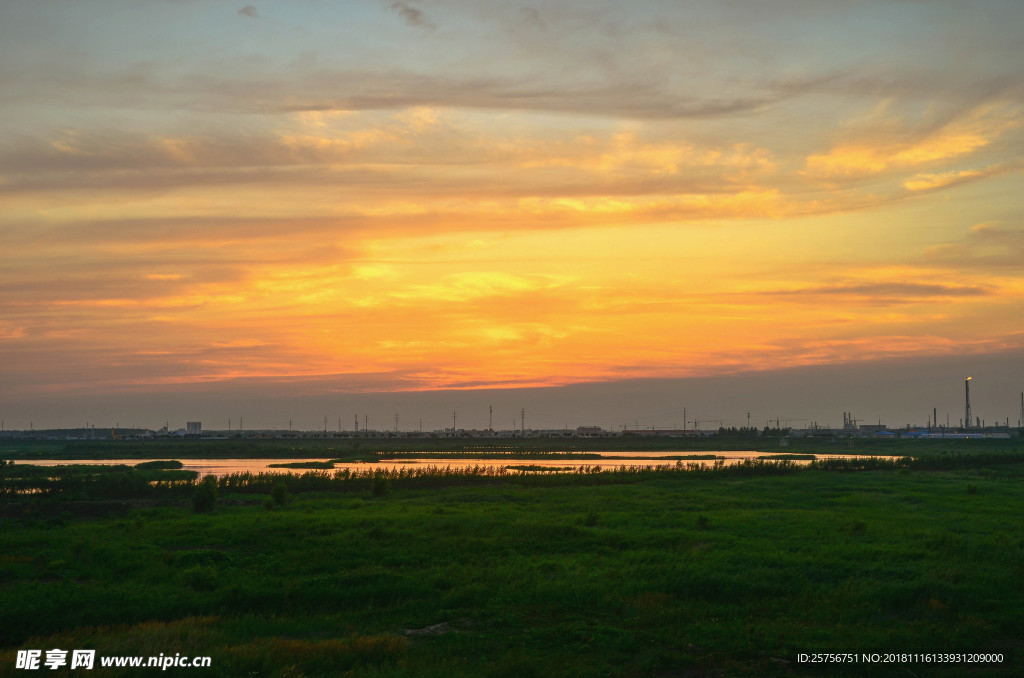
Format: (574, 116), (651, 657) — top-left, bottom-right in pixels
(965, 378), (972, 430)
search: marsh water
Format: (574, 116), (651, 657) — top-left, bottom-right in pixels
(18, 451), (899, 477)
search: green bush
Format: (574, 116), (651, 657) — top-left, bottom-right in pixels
(191, 475), (218, 513)
(370, 472), (390, 498)
(271, 482), (291, 506)
(134, 460), (184, 470)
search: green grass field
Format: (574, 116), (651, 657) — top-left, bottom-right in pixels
(1, 453), (1021, 676)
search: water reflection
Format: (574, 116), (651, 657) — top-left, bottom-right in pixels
(17, 452), (900, 477)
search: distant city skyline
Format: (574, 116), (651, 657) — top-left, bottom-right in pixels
(2, 2), (1022, 426)
(3, 347), (1021, 433)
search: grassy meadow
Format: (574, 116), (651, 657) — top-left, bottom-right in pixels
(1, 444), (1022, 676)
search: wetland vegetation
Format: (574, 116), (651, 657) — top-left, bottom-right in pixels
(6, 433), (1024, 462)
(1, 438), (1022, 676)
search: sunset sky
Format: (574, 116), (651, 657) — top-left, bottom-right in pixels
(2, 1), (1022, 430)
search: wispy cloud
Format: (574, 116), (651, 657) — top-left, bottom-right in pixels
(388, 1), (435, 30)
(926, 223), (1024, 271)
(804, 103), (1020, 177)
(761, 281), (993, 302)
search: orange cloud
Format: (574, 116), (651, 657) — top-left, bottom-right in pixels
(3, 94), (1023, 399)
(903, 169), (983, 191)
(805, 103), (1019, 177)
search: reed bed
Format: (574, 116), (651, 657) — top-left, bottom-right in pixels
(4, 453), (1024, 502)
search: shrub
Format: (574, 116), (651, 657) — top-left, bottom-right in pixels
(270, 482), (291, 506)
(192, 475), (218, 513)
(134, 460), (184, 470)
(371, 472), (390, 498)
